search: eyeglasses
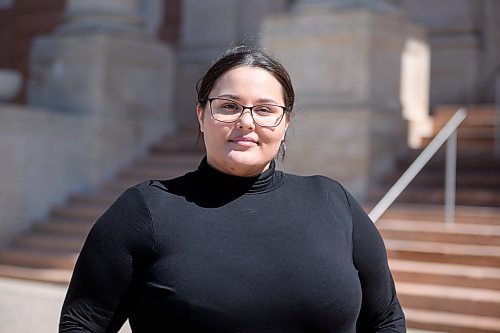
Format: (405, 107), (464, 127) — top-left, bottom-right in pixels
(207, 97), (287, 127)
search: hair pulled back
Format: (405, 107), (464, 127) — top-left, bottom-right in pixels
(196, 45), (295, 114)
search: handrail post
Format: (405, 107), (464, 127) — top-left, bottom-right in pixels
(368, 108), (467, 223)
(495, 75), (500, 159)
(445, 130), (457, 225)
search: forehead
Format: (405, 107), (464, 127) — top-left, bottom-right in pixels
(211, 66), (284, 102)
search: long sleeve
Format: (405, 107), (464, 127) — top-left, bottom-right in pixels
(59, 187), (155, 333)
(345, 190), (406, 332)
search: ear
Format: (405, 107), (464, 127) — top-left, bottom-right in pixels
(196, 104), (204, 132)
(282, 114), (291, 138)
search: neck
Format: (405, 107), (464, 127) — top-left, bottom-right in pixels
(205, 157), (271, 178)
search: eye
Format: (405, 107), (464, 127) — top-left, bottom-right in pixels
(254, 105), (275, 115)
(221, 102), (239, 109)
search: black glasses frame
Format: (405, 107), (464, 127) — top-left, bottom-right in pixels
(207, 97), (287, 128)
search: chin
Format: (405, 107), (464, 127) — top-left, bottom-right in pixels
(225, 151), (269, 175)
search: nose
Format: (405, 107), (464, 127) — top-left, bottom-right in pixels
(237, 108), (255, 129)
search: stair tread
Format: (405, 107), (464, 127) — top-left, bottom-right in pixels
(404, 307), (500, 331)
(375, 204), (500, 223)
(0, 264), (72, 284)
(135, 153), (204, 166)
(379, 219), (500, 237)
(68, 192), (117, 205)
(385, 240), (500, 256)
(389, 259), (500, 280)
(382, 203), (500, 217)
(0, 248), (78, 269)
(396, 281), (500, 304)
(15, 234), (86, 252)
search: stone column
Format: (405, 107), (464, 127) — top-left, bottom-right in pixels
(261, 0), (430, 201)
(58, 0), (143, 34)
(27, 0), (176, 188)
(175, 0), (288, 129)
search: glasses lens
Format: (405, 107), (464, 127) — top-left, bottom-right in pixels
(252, 105), (284, 127)
(210, 98), (285, 127)
(211, 99), (243, 123)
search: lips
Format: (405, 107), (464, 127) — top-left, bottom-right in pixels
(230, 136), (259, 146)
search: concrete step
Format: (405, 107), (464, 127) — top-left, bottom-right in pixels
(389, 259), (500, 290)
(382, 173), (500, 189)
(67, 192), (118, 206)
(33, 220), (94, 237)
(398, 145), (500, 167)
(116, 165), (193, 181)
(398, 149), (500, 171)
(376, 205), (500, 225)
(135, 152), (204, 167)
(132, 151), (205, 166)
(14, 233), (86, 252)
(0, 249), (77, 270)
(396, 282), (500, 317)
(100, 178), (145, 193)
(433, 105), (496, 129)
(372, 188), (500, 207)
(447, 126), (497, 139)
(150, 136), (205, 153)
(385, 239), (500, 267)
(51, 204), (107, 220)
(420, 137), (496, 150)
(0, 264), (71, 284)
(404, 307), (500, 333)
(378, 219), (500, 245)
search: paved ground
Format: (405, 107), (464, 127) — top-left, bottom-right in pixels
(0, 277), (440, 333)
(0, 277), (131, 333)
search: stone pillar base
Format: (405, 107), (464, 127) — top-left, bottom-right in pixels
(263, 5), (428, 201)
(27, 32), (176, 186)
(278, 108), (404, 201)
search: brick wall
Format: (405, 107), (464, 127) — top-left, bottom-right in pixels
(160, 0), (182, 43)
(0, 0), (181, 104)
(0, 0), (65, 103)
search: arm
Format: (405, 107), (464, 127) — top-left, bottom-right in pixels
(59, 187), (154, 332)
(344, 189), (406, 332)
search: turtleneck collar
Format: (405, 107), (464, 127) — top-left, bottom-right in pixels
(196, 157), (285, 195)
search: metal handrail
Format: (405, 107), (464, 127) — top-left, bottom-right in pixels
(369, 107), (468, 224)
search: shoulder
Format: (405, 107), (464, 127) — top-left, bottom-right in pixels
(283, 172), (345, 192)
(132, 171), (196, 197)
(282, 172), (350, 203)
(120, 172), (197, 211)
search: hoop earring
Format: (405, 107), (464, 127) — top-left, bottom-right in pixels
(278, 140), (286, 161)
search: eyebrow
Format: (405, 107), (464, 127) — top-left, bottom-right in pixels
(216, 94), (281, 105)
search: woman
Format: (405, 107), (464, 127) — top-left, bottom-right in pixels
(60, 45), (405, 332)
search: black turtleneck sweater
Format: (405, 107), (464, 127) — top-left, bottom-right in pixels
(60, 158), (405, 332)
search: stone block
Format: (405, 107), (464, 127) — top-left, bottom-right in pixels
(428, 33), (479, 105)
(0, 102), (172, 245)
(27, 32), (176, 149)
(399, 0), (474, 33)
(181, 0), (238, 47)
(0, 105), (85, 244)
(262, 6), (417, 201)
(279, 108), (404, 201)
(279, 109), (370, 198)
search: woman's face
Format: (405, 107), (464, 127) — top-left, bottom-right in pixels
(197, 66), (290, 177)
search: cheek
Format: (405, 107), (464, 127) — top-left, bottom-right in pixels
(204, 121), (231, 145)
(259, 128), (286, 146)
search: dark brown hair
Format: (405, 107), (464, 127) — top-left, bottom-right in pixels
(196, 45), (295, 114)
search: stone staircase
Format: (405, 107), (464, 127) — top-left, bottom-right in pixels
(375, 105), (500, 332)
(0, 106), (499, 332)
(0, 129), (205, 284)
(378, 105), (500, 206)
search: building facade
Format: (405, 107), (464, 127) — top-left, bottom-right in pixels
(0, 0), (499, 244)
